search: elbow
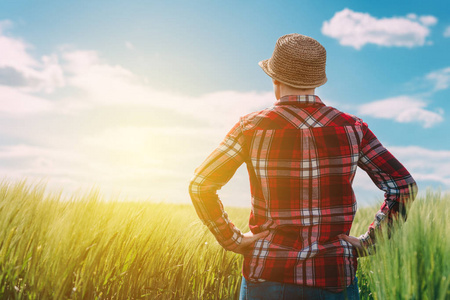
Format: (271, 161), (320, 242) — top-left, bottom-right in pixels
(398, 177), (418, 203)
(189, 174), (208, 202)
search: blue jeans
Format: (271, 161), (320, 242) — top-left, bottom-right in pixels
(239, 276), (360, 300)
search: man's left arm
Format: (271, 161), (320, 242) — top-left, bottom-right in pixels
(189, 120), (247, 252)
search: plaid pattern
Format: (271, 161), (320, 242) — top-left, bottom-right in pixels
(189, 95), (417, 292)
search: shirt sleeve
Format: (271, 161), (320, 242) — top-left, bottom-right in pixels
(188, 120), (247, 251)
(357, 122), (418, 255)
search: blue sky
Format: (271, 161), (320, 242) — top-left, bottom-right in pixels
(0, 1), (449, 206)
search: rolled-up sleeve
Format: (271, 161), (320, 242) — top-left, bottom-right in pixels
(357, 122), (418, 254)
(189, 120), (247, 251)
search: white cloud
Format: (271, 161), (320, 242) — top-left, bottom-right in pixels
(444, 26), (450, 37)
(125, 41), (135, 50)
(59, 48), (274, 128)
(358, 96), (443, 128)
(61, 50), (153, 106)
(190, 90), (273, 127)
(388, 146), (450, 187)
(0, 20), (64, 93)
(322, 9), (437, 49)
(0, 144), (87, 190)
(418, 15), (438, 26)
(0, 20), (37, 70)
(426, 67), (450, 91)
(0, 86), (54, 115)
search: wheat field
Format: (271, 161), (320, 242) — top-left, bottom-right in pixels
(0, 180), (448, 299)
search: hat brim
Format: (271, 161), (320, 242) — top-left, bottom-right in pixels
(258, 59), (327, 89)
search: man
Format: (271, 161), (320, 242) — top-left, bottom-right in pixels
(189, 33), (417, 299)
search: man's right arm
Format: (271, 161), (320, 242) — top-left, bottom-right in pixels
(355, 122), (418, 255)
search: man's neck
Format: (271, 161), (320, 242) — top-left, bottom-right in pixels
(280, 87), (315, 98)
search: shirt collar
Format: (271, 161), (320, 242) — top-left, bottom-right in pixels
(275, 95), (325, 107)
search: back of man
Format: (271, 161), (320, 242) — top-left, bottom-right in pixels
(189, 33), (417, 299)
(239, 94), (363, 290)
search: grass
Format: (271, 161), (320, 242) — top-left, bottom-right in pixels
(0, 180), (448, 299)
(356, 189), (450, 300)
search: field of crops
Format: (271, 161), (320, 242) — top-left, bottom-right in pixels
(0, 180), (448, 299)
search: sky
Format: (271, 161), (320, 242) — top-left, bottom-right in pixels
(0, 0), (449, 207)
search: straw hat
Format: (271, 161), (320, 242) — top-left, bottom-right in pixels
(259, 33), (327, 89)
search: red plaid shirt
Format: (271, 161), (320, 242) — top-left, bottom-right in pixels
(189, 95), (417, 292)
